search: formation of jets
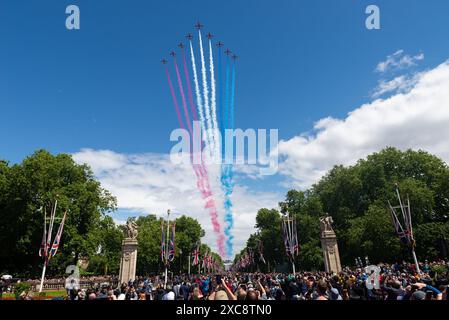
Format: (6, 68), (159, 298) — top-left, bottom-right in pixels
(162, 22), (238, 65)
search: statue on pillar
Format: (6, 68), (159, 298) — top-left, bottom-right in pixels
(319, 214), (334, 233)
(319, 213), (341, 273)
(119, 218), (139, 284)
(125, 218), (138, 239)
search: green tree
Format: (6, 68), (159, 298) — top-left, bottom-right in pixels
(135, 215), (163, 275)
(237, 147), (449, 269)
(171, 215), (204, 274)
(0, 150), (116, 277)
(346, 204), (402, 263)
(86, 216), (123, 275)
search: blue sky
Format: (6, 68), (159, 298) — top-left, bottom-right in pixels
(2, 0), (449, 256)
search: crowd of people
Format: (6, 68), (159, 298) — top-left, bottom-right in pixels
(2, 259), (448, 301)
(55, 259), (449, 301)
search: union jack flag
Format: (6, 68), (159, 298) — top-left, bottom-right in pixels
(282, 216), (299, 258)
(49, 212), (66, 258)
(388, 188), (416, 249)
(208, 256), (213, 270)
(168, 223), (176, 262)
(161, 222), (166, 263)
(292, 219), (300, 255)
(192, 244), (200, 266)
(202, 251), (209, 269)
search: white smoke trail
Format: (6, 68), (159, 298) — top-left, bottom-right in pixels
(209, 39), (221, 160)
(189, 40), (207, 146)
(198, 30), (215, 157)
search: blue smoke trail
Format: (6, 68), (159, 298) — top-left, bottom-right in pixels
(223, 55), (230, 152)
(218, 47), (223, 147)
(230, 61), (236, 130)
(221, 54), (235, 257)
(221, 163), (234, 256)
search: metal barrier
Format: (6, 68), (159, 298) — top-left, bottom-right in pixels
(29, 279), (119, 292)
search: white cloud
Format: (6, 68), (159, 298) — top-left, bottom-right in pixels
(371, 73), (422, 98)
(376, 50), (424, 73)
(278, 60), (449, 188)
(72, 149), (281, 257)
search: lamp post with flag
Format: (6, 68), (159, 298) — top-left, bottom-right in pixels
(162, 209), (176, 289)
(38, 199), (67, 293)
(282, 211), (299, 275)
(388, 185), (420, 273)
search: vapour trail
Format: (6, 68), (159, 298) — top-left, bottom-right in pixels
(217, 45), (223, 140)
(230, 61), (236, 130)
(224, 60), (238, 256)
(221, 164), (234, 256)
(209, 39), (220, 159)
(198, 30), (215, 156)
(173, 58), (192, 134)
(224, 56), (230, 132)
(220, 53), (235, 257)
(165, 67), (184, 129)
(188, 37), (226, 256)
(181, 48), (199, 122)
(166, 59), (225, 256)
(189, 40), (207, 146)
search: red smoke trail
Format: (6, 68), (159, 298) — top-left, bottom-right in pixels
(181, 49), (199, 122)
(165, 67), (185, 130)
(174, 58), (193, 134)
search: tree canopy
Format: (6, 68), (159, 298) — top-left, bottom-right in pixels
(0, 150), (117, 276)
(236, 148), (449, 271)
(0, 150), (223, 277)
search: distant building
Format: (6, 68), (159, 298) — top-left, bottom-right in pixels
(223, 260), (232, 272)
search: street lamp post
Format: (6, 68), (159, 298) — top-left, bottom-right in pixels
(179, 249), (183, 274)
(282, 212), (298, 275)
(188, 253), (191, 275)
(164, 209), (171, 289)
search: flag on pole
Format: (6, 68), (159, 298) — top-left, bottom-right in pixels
(49, 211), (67, 258)
(168, 223), (176, 262)
(293, 219), (300, 255)
(161, 222), (166, 262)
(208, 256), (213, 270)
(388, 190), (416, 248)
(202, 251), (208, 269)
(282, 215), (299, 258)
(46, 201), (58, 250)
(281, 220), (291, 257)
(192, 244), (200, 266)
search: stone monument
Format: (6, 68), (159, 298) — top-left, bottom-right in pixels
(119, 218), (139, 284)
(320, 214), (342, 273)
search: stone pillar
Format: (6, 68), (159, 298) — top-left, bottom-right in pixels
(320, 230), (342, 273)
(119, 238), (138, 284)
